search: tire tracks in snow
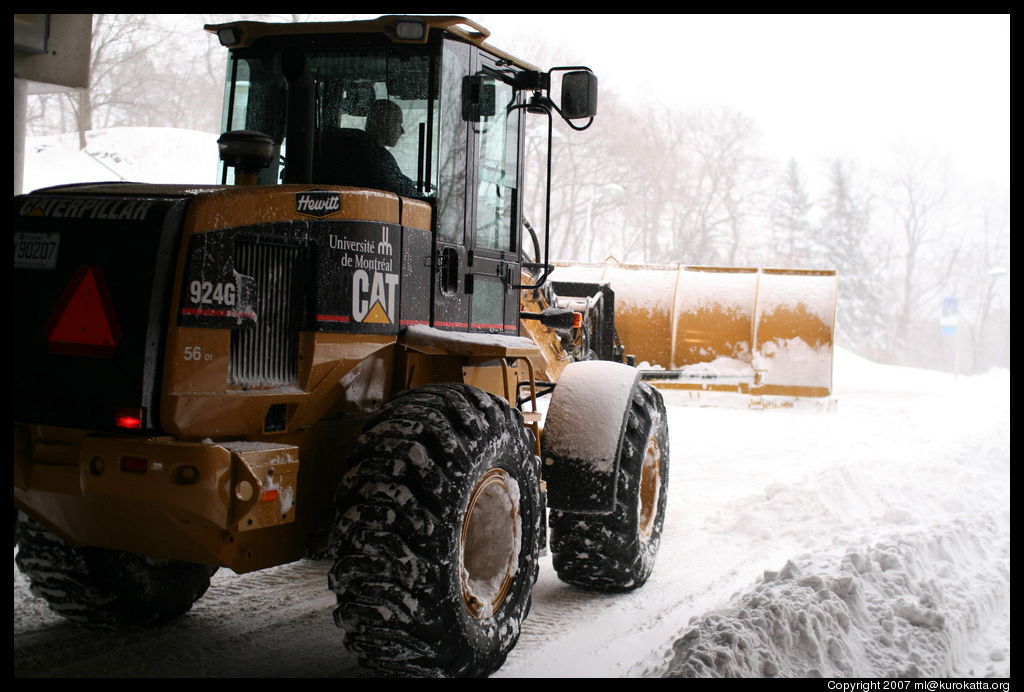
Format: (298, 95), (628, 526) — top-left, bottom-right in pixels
(14, 557), (365, 677)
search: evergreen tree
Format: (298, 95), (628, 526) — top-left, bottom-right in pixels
(817, 159), (887, 355)
(769, 158), (815, 267)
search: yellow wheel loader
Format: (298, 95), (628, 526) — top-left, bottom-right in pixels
(14, 16), (671, 677)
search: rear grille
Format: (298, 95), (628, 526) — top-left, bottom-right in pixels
(230, 240), (302, 388)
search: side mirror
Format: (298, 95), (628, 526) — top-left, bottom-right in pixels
(462, 75), (496, 121)
(560, 70), (598, 120)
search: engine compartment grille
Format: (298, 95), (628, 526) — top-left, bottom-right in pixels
(230, 240), (303, 388)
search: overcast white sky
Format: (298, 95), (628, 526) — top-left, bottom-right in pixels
(208, 14), (1007, 194)
(467, 14), (1009, 194)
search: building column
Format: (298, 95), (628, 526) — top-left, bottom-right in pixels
(14, 77), (28, 195)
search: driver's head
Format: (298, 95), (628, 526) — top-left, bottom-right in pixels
(366, 99), (405, 148)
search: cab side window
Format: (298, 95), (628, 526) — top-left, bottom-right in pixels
(474, 76), (519, 253)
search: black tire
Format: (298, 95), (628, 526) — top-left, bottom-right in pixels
(549, 381), (669, 591)
(14, 512), (217, 628)
(329, 384), (543, 677)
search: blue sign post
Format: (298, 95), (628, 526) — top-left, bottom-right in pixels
(941, 296), (960, 380)
(940, 296), (958, 335)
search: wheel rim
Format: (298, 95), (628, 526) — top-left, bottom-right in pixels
(638, 435), (661, 543)
(460, 468), (521, 619)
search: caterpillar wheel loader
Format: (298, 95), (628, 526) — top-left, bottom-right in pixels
(14, 16), (669, 677)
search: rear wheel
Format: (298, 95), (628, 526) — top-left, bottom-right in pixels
(14, 512), (217, 628)
(329, 384), (543, 677)
(549, 381), (669, 591)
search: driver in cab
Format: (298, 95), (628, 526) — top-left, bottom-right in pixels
(315, 99), (419, 198)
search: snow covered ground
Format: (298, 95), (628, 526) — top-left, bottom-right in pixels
(13, 348), (1010, 678)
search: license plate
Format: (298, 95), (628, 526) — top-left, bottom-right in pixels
(14, 232), (60, 269)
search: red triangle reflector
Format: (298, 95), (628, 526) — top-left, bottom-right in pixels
(45, 266), (122, 357)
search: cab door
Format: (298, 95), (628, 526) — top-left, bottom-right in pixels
(432, 39), (471, 331)
(466, 54), (523, 335)
(432, 43), (523, 335)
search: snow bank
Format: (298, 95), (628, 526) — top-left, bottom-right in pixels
(23, 127), (220, 192)
(663, 516), (1009, 677)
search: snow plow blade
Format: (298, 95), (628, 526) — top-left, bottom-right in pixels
(551, 261), (838, 407)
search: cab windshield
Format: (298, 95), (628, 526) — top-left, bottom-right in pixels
(222, 45), (437, 197)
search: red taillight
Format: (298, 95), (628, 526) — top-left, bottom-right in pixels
(44, 265), (122, 358)
(114, 406), (144, 430)
(260, 489), (280, 503)
(119, 456), (147, 474)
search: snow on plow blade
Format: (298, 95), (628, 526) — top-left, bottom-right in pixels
(551, 261), (838, 407)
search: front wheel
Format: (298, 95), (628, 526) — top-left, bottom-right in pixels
(329, 384), (543, 677)
(549, 381), (670, 591)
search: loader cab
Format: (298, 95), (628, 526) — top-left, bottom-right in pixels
(210, 16), (596, 333)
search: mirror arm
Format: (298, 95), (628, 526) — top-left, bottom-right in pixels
(549, 99), (595, 131)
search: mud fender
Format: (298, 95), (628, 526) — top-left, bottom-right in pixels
(541, 360), (640, 513)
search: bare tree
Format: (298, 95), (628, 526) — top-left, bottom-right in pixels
(884, 146), (954, 356)
(665, 107), (766, 266)
(952, 198), (1010, 372)
(63, 14), (171, 148)
(602, 100), (681, 264)
(528, 100), (769, 267)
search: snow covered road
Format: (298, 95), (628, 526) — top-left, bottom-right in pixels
(13, 350), (1010, 678)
